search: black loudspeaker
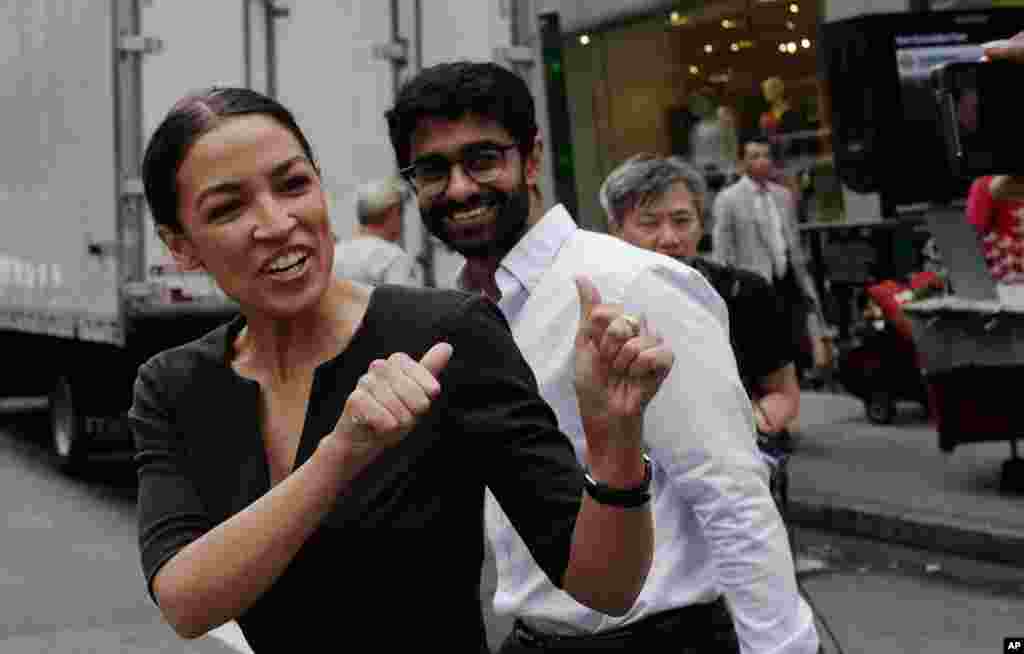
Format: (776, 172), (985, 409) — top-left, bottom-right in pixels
(820, 9), (1024, 216)
(820, 19), (882, 195)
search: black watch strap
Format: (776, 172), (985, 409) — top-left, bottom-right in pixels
(583, 454), (653, 508)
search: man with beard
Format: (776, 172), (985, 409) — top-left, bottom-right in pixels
(600, 153), (802, 452)
(386, 62), (818, 653)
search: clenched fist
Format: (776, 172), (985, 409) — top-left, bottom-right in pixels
(329, 342), (453, 461)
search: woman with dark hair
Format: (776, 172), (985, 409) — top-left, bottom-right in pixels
(128, 87), (673, 651)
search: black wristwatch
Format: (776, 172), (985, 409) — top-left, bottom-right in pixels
(583, 454), (653, 508)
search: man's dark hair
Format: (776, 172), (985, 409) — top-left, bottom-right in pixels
(385, 61), (539, 168)
(142, 86), (319, 233)
(739, 132), (777, 161)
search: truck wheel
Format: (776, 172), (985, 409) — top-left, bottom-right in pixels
(866, 390), (895, 425)
(49, 375), (89, 472)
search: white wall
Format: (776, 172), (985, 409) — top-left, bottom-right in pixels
(421, 0), (513, 65)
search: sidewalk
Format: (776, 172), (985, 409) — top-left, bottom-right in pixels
(785, 391), (1024, 568)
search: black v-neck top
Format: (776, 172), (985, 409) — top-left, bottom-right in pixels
(128, 285), (583, 651)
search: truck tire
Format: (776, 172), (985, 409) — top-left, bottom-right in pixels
(49, 375), (90, 472)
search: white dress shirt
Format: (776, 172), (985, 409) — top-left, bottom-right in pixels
(748, 178), (790, 280)
(461, 205), (819, 654)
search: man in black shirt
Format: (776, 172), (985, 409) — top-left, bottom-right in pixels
(600, 154), (802, 447)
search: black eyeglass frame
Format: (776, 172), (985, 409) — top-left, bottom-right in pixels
(398, 142), (519, 196)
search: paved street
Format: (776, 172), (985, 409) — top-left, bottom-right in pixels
(0, 405), (249, 654)
(4, 399), (1024, 654)
(481, 511), (1024, 653)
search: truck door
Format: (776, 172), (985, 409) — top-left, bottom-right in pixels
(0, 0), (123, 345)
(272, 2), (410, 275)
(138, 0), (279, 301)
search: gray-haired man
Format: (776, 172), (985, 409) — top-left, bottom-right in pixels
(600, 154), (802, 443)
(333, 177), (422, 286)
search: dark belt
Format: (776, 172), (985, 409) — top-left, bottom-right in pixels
(507, 597), (737, 652)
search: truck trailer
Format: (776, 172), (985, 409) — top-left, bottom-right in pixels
(0, 0), (551, 471)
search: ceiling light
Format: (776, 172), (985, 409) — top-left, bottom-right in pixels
(786, 20), (796, 30)
(722, 18), (736, 29)
(730, 42), (740, 52)
(689, 65), (700, 75)
(801, 38), (811, 49)
(704, 43), (714, 53)
(779, 43), (787, 53)
(579, 34), (590, 45)
(789, 3), (800, 12)
(787, 41), (798, 53)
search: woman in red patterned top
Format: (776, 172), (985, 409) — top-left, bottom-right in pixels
(967, 175), (1024, 283)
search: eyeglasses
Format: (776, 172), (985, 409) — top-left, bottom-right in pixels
(399, 142), (518, 198)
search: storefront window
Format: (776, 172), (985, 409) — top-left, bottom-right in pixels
(560, 1), (844, 235)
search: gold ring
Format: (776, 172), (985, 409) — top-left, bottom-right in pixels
(619, 313), (641, 336)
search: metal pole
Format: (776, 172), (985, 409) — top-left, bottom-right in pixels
(389, 0), (406, 251)
(264, 0), (279, 97)
(243, 1), (252, 88)
(412, 0), (436, 287)
(115, 0), (147, 287)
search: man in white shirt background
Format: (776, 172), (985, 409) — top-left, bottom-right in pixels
(333, 177), (422, 286)
(385, 60), (819, 653)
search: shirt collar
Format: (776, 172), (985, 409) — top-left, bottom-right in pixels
(456, 204), (578, 296)
(741, 174), (768, 193)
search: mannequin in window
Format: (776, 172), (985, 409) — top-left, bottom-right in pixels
(759, 77), (810, 171)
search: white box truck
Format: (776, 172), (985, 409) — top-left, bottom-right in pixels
(0, 0), (552, 471)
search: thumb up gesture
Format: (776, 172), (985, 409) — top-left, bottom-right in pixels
(331, 342), (453, 462)
(572, 275), (675, 438)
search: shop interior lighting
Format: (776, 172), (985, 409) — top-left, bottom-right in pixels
(704, 43), (714, 53)
(779, 43), (787, 53)
(786, 20), (796, 30)
(801, 38), (811, 48)
(579, 34), (590, 45)
(789, 3), (800, 12)
(730, 42), (740, 51)
(669, 11), (689, 26)
(689, 65), (700, 75)
(722, 18), (737, 29)
(786, 41), (798, 53)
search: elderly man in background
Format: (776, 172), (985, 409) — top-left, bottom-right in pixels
(333, 177), (422, 286)
(601, 153), (802, 450)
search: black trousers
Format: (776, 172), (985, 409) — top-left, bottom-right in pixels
(497, 598), (740, 653)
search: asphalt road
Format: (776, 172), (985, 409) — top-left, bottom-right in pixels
(0, 406), (246, 654)
(3, 402), (1022, 654)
